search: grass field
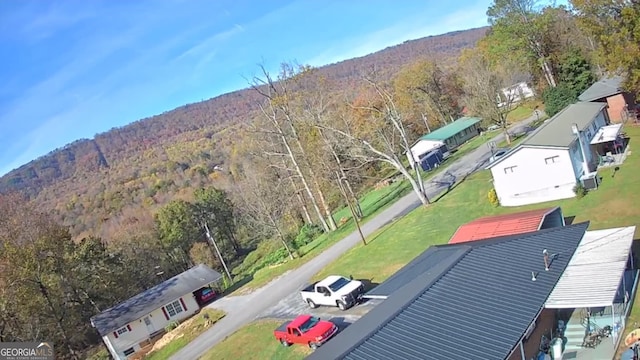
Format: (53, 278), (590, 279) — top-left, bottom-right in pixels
(205, 126), (640, 360)
(200, 319), (312, 360)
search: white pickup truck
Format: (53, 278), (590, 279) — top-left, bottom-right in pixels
(300, 275), (365, 311)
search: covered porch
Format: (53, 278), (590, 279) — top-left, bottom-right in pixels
(544, 226), (638, 360)
(590, 124), (630, 168)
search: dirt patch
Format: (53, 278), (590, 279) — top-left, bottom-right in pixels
(150, 320), (192, 352)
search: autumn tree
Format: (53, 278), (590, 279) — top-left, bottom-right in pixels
(320, 75), (431, 206)
(250, 64), (337, 232)
(570, 0), (640, 91)
(486, 0), (558, 87)
(393, 60), (463, 132)
(459, 48), (524, 143)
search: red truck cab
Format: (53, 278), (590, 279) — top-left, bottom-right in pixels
(274, 315), (338, 349)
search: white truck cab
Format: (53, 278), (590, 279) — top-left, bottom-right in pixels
(300, 275), (365, 311)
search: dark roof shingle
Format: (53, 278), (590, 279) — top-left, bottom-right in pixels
(307, 223), (589, 360)
(578, 76), (624, 102)
(90, 264), (222, 335)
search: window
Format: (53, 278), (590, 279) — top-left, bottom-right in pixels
(165, 300), (184, 317)
(544, 156), (560, 164)
(592, 122), (597, 132)
(503, 166), (517, 174)
(124, 348), (135, 356)
(116, 327), (129, 336)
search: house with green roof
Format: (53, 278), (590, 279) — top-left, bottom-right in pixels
(487, 102), (610, 207)
(407, 117), (481, 166)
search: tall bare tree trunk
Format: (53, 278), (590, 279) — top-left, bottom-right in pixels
(280, 158), (313, 224)
(285, 115), (337, 231)
(319, 129), (362, 218)
(277, 126), (330, 232)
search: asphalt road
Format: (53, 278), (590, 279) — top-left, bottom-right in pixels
(169, 113), (542, 360)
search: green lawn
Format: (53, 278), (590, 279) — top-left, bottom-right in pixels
(202, 126), (640, 360)
(232, 179), (413, 293)
(200, 319), (312, 360)
(507, 100), (544, 123)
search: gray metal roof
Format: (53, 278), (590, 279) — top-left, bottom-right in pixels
(307, 223), (589, 360)
(578, 76), (624, 102)
(521, 102), (607, 148)
(364, 247), (467, 298)
(90, 264), (222, 335)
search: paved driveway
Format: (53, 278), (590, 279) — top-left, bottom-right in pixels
(169, 112), (544, 360)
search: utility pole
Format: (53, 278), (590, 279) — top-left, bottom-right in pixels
(336, 172), (366, 246)
(203, 222), (232, 281)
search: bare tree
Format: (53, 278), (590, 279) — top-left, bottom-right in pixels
(459, 49), (524, 144)
(234, 161), (296, 259)
(250, 64), (337, 232)
(320, 75), (430, 206)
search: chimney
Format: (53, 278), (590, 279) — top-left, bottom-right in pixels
(543, 249), (550, 271)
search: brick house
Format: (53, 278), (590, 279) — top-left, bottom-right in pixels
(578, 76), (638, 123)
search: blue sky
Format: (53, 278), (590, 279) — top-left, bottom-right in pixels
(0, 0), (496, 176)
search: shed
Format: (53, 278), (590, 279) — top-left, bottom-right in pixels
(448, 207), (565, 244)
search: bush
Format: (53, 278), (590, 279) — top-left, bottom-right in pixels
(165, 321), (179, 332)
(293, 223), (323, 248)
(487, 188), (500, 207)
(573, 183), (587, 199)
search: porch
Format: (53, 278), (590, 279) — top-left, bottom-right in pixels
(590, 124), (631, 169)
(543, 227), (638, 360)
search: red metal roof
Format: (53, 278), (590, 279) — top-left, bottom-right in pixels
(448, 207), (558, 244)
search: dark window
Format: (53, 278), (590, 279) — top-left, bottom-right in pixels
(544, 156), (560, 164)
(328, 277), (350, 292)
(299, 317), (321, 333)
(504, 166), (517, 174)
(116, 327), (129, 335)
(165, 300), (184, 317)
(124, 348), (135, 356)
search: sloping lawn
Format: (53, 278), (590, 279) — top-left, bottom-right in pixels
(200, 319), (312, 360)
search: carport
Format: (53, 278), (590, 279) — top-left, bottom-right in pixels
(545, 226), (637, 354)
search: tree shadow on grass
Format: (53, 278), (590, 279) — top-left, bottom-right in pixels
(432, 161), (488, 203)
(221, 275), (253, 296)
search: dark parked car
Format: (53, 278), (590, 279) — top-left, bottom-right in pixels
(194, 287), (217, 305)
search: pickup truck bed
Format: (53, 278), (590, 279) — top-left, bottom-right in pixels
(301, 283), (317, 293)
(275, 321), (291, 334)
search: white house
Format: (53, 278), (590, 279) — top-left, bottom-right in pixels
(90, 264), (222, 360)
(407, 117), (481, 167)
(498, 81), (535, 108)
(487, 102), (609, 206)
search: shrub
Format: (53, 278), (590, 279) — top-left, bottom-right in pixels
(487, 188), (500, 207)
(165, 321), (179, 332)
(573, 183), (587, 199)
(293, 223), (323, 248)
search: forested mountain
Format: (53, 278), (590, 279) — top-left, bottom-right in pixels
(0, 26), (488, 238)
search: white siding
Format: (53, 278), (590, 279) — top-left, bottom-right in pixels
(408, 139), (444, 165)
(104, 294), (200, 359)
(491, 147), (577, 207)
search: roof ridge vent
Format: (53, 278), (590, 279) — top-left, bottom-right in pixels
(543, 249), (550, 271)
(531, 271), (537, 281)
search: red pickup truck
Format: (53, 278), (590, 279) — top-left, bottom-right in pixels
(274, 315), (338, 349)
